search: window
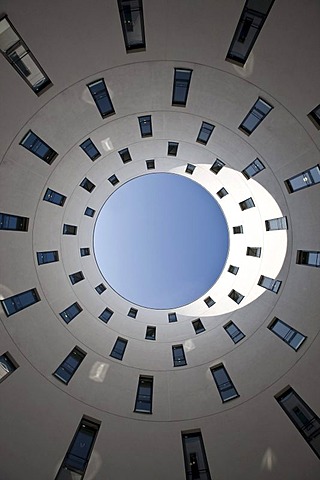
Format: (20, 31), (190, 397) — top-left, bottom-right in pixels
(117, 0), (146, 52)
(63, 224), (77, 235)
(0, 16), (52, 95)
(95, 283), (106, 294)
(128, 307), (138, 318)
(196, 122), (214, 145)
(80, 248), (90, 257)
(210, 159), (225, 174)
(43, 188), (66, 206)
(146, 159), (155, 170)
(53, 347), (86, 384)
(239, 197), (255, 210)
(0, 212), (29, 231)
(228, 265), (239, 275)
(226, 0), (275, 67)
(20, 130), (57, 164)
(1, 288), (40, 317)
(242, 158), (265, 179)
(186, 163), (195, 175)
(110, 337), (128, 360)
(296, 250), (320, 267)
(0, 352), (18, 383)
(168, 141), (179, 156)
(204, 296), (215, 308)
(145, 326), (156, 340)
(118, 147), (132, 164)
(37, 250), (59, 265)
(55, 416), (100, 479)
(69, 271), (85, 285)
(228, 289), (244, 304)
(80, 178), (95, 193)
(284, 165), (320, 193)
(79, 138), (101, 161)
(233, 225), (243, 234)
(265, 216), (287, 231)
(269, 318), (306, 351)
(87, 79), (115, 118)
(172, 68), (192, 106)
(217, 187), (228, 198)
(239, 98), (273, 135)
(224, 321), (245, 344)
(168, 312), (177, 323)
(60, 303), (82, 324)
(138, 115), (152, 138)
(308, 104), (320, 130)
(108, 174), (119, 186)
(258, 275), (281, 293)
(276, 387), (320, 459)
(84, 207), (95, 217)
(172, 345), (187, 367)
(192, 319), (205, 334)
(99, 307), (114, 324)
(211, 364), (239, 402)
(134, 376), (153, 414)
(246, 246), (261, 257)
(181, 431), (212, 480)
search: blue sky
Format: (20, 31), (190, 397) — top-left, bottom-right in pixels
(94, 173), (229, 309)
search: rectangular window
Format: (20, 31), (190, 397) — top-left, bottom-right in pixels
(239, 98), (273, 135)
(146, 159), (155, 170)
(0, 352), (18, 383)
(276, 387), (320, 459)
(108, 174), (119, 186)
(269, 318), (306, 351)
(80, 248), (90, 257)
(95, 283), (106, 294)
(224, 321), (245, 344)
(217, 187), (228, 198)
(55, 416), (100, 479)
(265, 216), (287, 231)
(84, 207), (95, 217)
(63, 224), (77, 235)
(0, 212), (29, 231)
(145, 326), (156, 340)
(20, 130), (57, 164)
(168, 141), (179, 156)
(239, 197), (255, 210)
(296, 250), (320, 268)
(204, 296), (215, 308)
(60, 302), (82, 324)
(110, 337), (128, 360)
(87, 79), (115, 118)
(0, 16), (52, 95)
(128, 307), (138, 318)
(246, 246), (261, 257)
(69, 271), (85, 285)
(228, 289), (244, 304)
(226, 0), (275, 67)
(168, 312), (177, 323)
(79, 138), (101, 161)
(242, 158), (265, 179)
(99, 307), (113, 324)
(37, 250), (59, 265)
(53, 347), (86, 384)
(233, 225), (243, 234)
(1, 288), (40, 317)
(186, 163), (195, 175)
(80, 178), (95, 193)
(117, 0), (146, 52)
(138, 115), (152, 138)
(228, 265), (239, 275)
(258, 275), (281, 293)
(172, 68), (193, 107)
(43, 188), (66, 206)
(181, 431), (212, 480)
(308, 104), (320, 130)
(134, 375), (153, 414)
(118, 147), (132, 164)
(172, 344), (187, 367)
(284, 165), (320, 193)
(196, 122), (214, 145)
(210, 159), (225, 174)
(192, 319), (205, 334)
(211, 364), (239, 402)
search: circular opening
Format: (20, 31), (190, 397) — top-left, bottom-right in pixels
(94, 173), (229, 309)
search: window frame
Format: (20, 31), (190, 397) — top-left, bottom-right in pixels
(95, 283), (106, 294)
(117, 0), (146, 53)
(87, 78), (115, 118)
(63, 224), (77, 235)
(20, 130), (57, 164)
(239, 197), (255, 210)
(1, 288), (40, 317)
(108, 174), (120, 186)
(185, 163), (195, 175)
(128, 307), (138, 318)
(242, 158), (265, 179)
(69, 271), (85, 285)
(172, 344), (187, 367)
(79, 138), (101, 161)
(168, 312), (177, 323)
(196, 121), (215, 145)
(246, 247), (261, 257)
(80, 247), (90, 257)
(268, 317), (306, 351)
(146, 159), (155, 170)
(284, 165), (320, 193)
(145, 326), (156, 340)
(211, 364), (239, 403)
(134, 375), (153, 414)
(59, 302), (83, 324)
(43, 188), (66, 206)
(238, 97), (273, 136)
(0, 351), (19, 383)
(53, 346), (86, 384)
(296, 250), (320, 267)
(0, 212), (29, 231)
(258, 275), (281, 293)
(265, 216), (287, 231)
(172, 68), (193, 107)
(192, 318), (205, 334)
(138, 115), (152, 138)
(204, 296), (215, 308)
(307, 104), (320, 130)
(99, 307), (114, 324)
(224, 321), (245, 344)
(228, 289), (244, 304)
(110, 337), (128, 360)
(37, 250), (59, 265)
(210, 159), (225, 174)
(167, 141), (179, 156)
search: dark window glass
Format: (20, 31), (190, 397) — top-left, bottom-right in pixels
(172, 68), (192, 106)
(110, 337), (128, 360)
(145, 326), (156, 340)
(37, 250), (59, 265)
(80, 178), (95, 193)
(138, 115), (152, 138)
(87, 79), (115, 118)
(204, 296), (215, 308)
(59, 303), (82, 324)
(0, 213), (29, 231)
(211, 364), (239, 402)
(99, 307), (113, 323)
(84, 207), (95, 217)
(108, 174), (119, 186)
(181, 431), (212, 480)
(20, 130), (57, 164)
(118, 148), (132, 164)
(168, 142), (179, 156)
(168, 312), (177, 323)
(80, 248), (90, 257)
(224, 321), (245, 344)
(296, 250), (320, 267)
(307, 104), (320, 130)
(146, 159), (155, 170)
(128, 307), (138, 318)
(117, 0), (146, 52)
(233, 225), (243, 234)
(186, 163), (195, 175)
(192, 319), (205, 334)
(95, 283), (106, 294)
(239, 98), (273, 135)
(196, 122), (214, 145)
(210, 159), (225, 174)
(217, 187), (228, 198)
(242, 158), (265, 179)
(228, 265), (239, 275)
(269, 318), (306, 351)
(1, 288), (40, 317)
(79, 138), (101, 161)
(172, 345), (187, 367)
(228, 289), (244, 304)
(43, 188), (66, 206)
(265, 216), (287, 231)
(284, 165), (320, 193)
(53, 347), (86, 384)
(258, 275), (281, 293)
(0, 352), (18, 383)
(246, 246), (261, 257)
(134, 376), (153, 414)
(239, 197), (255, 210)
(63, 224), (77, 235)
(69, 271), (85, 285)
